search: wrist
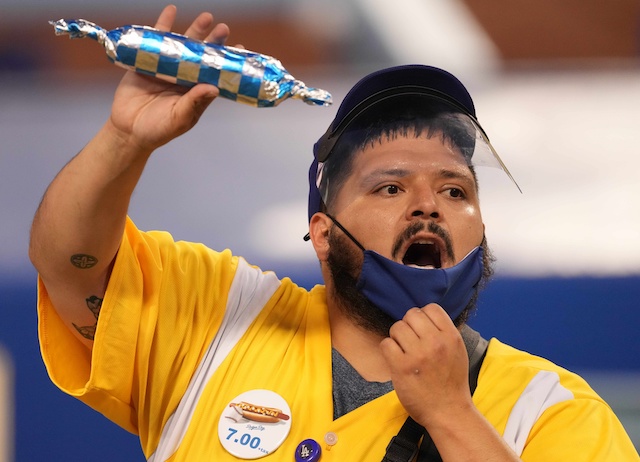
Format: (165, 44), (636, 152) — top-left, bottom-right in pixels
(100, 118), (155, 163)
(420, 402), (521, 461)
(418, 397), (477, 434)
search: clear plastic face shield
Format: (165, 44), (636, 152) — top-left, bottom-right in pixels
(313, 93), (520, 216)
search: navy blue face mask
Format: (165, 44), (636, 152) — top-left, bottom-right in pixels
(328, 216), (484, 322)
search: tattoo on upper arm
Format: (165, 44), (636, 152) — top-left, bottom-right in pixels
(70, 254), (98, 269)
(72, 295), (103, 341)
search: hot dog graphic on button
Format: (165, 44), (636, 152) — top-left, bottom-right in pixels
(219, 389), (292, 459)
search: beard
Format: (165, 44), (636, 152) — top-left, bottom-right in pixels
(326, 222), (496, 338)
(327, 228), (396, 337)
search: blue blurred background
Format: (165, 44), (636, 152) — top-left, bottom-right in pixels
(1, 0), (639, 460)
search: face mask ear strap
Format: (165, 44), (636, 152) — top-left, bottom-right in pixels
(325, 214), (367, 252)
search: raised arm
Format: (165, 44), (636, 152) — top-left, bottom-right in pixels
(29, 5), (229, 348)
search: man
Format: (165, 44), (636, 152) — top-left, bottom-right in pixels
(30, 5), (638, 461)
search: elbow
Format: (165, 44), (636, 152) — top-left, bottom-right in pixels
(28, 235), (43, 273)
(28, 221), (49, 274)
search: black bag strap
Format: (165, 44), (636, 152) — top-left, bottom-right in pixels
(383, 417), (425, 462)
(382, 326), (489, 462)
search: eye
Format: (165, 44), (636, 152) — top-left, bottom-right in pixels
(376, 184), (401, 196)
(444, 187), (466, 199)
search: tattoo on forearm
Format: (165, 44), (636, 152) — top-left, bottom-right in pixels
(70, 254), (98, 269)
(72, 295), (103, 341)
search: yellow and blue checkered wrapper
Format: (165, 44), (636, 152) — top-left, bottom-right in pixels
(50, 18), (332, 108)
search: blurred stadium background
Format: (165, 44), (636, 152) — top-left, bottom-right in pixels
(1, 0), (639, 459)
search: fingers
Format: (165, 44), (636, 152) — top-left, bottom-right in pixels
(154, 5), (230, 45)
(380, 336), (402, 363)
(183, 12), (215, 41)
(385, 304), (459, 355)
(181, 10), (230, 44)
(388, 313), (422, 352)
(172, 84), (219, 132)
(206, 23), (231, 45)
(396, 305), (452, 338)
(413, 304), (454, 333)
(154, 5), (178, 32)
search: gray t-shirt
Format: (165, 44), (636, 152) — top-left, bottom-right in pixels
(331, 347), (394, 420)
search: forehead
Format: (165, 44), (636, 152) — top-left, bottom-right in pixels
(349, 134), (474, 181)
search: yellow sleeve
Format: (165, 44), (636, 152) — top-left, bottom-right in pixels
(38, 217), (238, 456)
(522, 397), (639, 461)
(475, 340), (639, 460)
(520, 352), (640, 460)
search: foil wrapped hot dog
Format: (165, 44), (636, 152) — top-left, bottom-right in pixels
(50, 18), (332, 108)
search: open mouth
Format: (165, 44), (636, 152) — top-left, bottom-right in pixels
(402, 242), (442, 269)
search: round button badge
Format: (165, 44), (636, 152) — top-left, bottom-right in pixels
(295, 439), (321, 462)
(218, 389), (292, 459)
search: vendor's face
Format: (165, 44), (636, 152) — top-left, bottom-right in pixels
(329, 134), (485, 269)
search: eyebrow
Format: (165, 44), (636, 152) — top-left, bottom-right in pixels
(438, 167), (476, 185)
(358, 166), (476, 189)
(359, 168), (411, 189)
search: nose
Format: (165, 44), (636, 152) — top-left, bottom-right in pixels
(407, 188), (440, 220)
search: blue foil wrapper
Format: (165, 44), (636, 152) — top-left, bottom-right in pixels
(50, 18), (332, 108)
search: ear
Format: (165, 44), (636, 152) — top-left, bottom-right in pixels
(308, 212), (333, 261)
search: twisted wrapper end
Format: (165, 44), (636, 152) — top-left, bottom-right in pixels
(49, 19), (116, 62)
(49, 19), (108, 44)
(290, 81), (333, 106)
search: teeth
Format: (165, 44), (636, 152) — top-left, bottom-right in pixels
(407, 264), (436, 270)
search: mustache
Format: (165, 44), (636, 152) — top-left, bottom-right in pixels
(391, 221), (455, 261)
